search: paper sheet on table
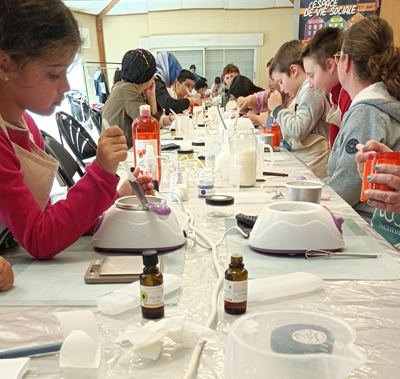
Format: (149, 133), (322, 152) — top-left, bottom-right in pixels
(218, 192), (271, 204)
(1, 358), (30, 379)
(225, 218), (400, 280)
(55, 310), (101, 368)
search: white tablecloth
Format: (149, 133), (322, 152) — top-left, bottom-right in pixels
(1, 133), (400, 379)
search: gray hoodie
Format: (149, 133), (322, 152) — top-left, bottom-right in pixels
(324, 82), (400, 216)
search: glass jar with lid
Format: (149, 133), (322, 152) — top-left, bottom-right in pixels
(230, 121), (257, 187)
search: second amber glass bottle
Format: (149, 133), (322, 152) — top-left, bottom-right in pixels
(140, 250), (164, 319)
(224, 253), (248, 315)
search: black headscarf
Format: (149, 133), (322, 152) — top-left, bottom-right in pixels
(121, 49), (156, 84)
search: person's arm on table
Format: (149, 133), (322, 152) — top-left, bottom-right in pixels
(326, 108), (388, 206)
(0, 126), (152, 259)
(269, 88), (326, 141)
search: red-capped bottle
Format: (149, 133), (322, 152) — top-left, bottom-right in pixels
(132, 105), (161, 179)
(270, 123), (281, 148)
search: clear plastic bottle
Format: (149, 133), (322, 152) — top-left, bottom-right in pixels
(224, 253), (248, 315)
(140, 250), (164, 319)
(132, 105), (161, 179)
(230, 126), (257, 187)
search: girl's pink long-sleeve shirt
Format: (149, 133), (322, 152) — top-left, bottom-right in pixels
(0, 114), (119, 259)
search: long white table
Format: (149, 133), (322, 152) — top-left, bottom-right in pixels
(1, 131), (400, 379)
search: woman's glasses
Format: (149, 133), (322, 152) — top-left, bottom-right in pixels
(334, 52), (348, 65)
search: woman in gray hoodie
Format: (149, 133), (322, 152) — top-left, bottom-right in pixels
(324, 16), (400, 222)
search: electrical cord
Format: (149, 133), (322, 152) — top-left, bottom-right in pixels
(182, 207), (224, 379)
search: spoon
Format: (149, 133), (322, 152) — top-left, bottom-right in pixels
(102, 119), (171, 218)
(265, 189), (284, 199)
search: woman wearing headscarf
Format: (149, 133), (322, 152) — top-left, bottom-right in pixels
(103, 49), (168, 149)
(154, 52), (201, 115)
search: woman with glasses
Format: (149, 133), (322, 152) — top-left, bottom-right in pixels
(323, 16), (400, 223)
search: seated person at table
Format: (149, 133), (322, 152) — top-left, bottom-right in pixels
(301, 27), (352, 150)
(267, 40), (330, 179)
(211, 77), (223, 96)
(0, 257), (13, 292)
(155, 52), (201, 115)
(222, 64), (240, 88)
(175, 70), (195, 99)
(0, 0), (154, 261)
(324, 16), (400, 221)
(236, 58), (293, 121)
(229, 75), (265, 126)
(356, 141), (400, 247)
(192, 79), (208, 99)
(103, 49), (168, 149)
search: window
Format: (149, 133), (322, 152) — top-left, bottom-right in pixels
(166, 50), (204, 76)
(308, 25), (311, 30)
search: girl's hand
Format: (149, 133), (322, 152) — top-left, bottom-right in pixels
(96, 125), (128, 176)
(363, 163), (400, 213)
(355, 140), (392, 179)
(237, 95), (255, 110)
(118, 166), (155, 198)
(0, 257), (14, 292)
(267, 91), (282, 112)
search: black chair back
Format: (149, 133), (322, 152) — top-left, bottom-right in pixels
(41, 130), (85, 188)
(90, 108), (102, 135)
(55, 111), (97, 168)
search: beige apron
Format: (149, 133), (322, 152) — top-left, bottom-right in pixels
(0, 114), (59, 247)
(282, 97), (329, 179)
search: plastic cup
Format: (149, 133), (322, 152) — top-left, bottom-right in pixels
(256, 141), (265, 178)
(222, 165), (241, 191)
(361, 152), (400, 202)
(175, 116), (190, 136)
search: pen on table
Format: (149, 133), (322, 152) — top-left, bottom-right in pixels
(161, 137), (183, 140)
(0, 342), (63, 359)
(263, 172), (288, 177)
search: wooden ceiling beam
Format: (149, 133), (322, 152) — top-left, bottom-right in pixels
(97, 0), (120, 21)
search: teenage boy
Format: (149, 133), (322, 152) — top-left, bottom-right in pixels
(173, 69), (195, 99)
(268, 40), (330, 179)
(192, 79), (208, 99)
(301, 27), (352, 149)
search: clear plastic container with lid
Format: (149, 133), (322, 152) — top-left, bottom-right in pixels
(230, 121), (257, 187)
(205, 195), (234, 217)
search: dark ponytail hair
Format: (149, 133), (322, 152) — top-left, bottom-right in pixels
(0, 0), (82, 69)
(343, 16), (400, 100)
(229, 75), (264, 99)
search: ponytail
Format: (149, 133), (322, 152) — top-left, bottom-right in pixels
(343, 16), (400, 100)
(368, 45), (400, 100)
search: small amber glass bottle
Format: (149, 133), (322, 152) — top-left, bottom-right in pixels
(224, 253), (248, 315)
(140, 250), (164, 319)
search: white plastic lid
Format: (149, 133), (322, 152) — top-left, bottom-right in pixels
(140, 104), (151, 116)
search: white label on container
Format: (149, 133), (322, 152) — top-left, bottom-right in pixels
(224, 279), (247, 303)
(198, 186), (215, 197)
(134, 139), (158, 175)
(292, 329), (327, 345)
(140, 284), (164, 308)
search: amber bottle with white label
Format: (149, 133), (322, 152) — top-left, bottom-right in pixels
(224, 253), (248, 315)
(140, 250), (164, 319)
